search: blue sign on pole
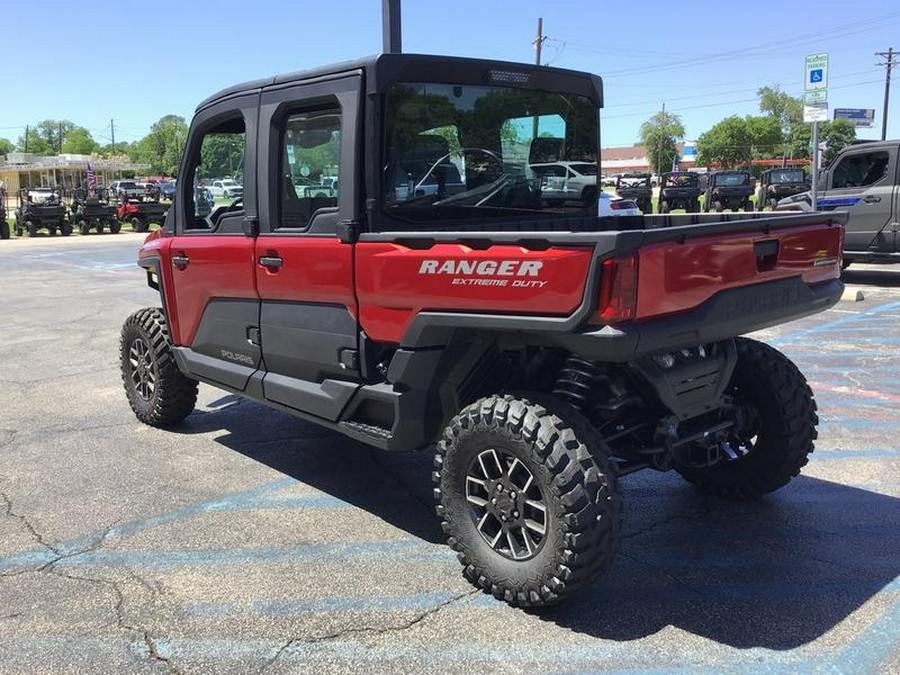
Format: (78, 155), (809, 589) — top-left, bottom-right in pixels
(834, 108), (876, 128)
(809, 69), (824, 84)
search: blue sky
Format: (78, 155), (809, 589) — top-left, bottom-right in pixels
(0, 1), (896, 149)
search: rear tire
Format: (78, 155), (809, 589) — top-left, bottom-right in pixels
(434, 394), (621, 607)
(120, 308), (198, 427)
(60, 222), (72, 236)
(677, 338), (817, 499)
(79, 219), (90, 236)
(26, 221), (37, 237)
(131, 216), (147, 233)
(0, 222), (9, 239)
(109, 220), (122, 234)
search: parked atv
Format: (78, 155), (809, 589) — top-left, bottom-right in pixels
(1, 189), (9, 239)
(69, 187), (121, 234)
(757, 168), (809, 211)
(116, 185), (169, 233)
(14, 187), (71, 236)
(658, 172), (701, 213)
(615, 173), (653, 213)
(704, 171), (754, 212)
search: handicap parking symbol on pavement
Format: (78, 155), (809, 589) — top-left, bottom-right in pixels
(810, 69), (823, 83)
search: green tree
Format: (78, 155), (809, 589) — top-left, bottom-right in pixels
(61, 127), (99, 154)
(822, 118), (856, 164)
(199, 133), (246, 179)
(758, 86), (802, 130)
(132, 115), (189, 175)
(0, 138), (13, 155)
(639, 109), (685, 174)
(696, 116), (754, 167)
(745, 115), (784, 159)
(17, 119), (77, 154)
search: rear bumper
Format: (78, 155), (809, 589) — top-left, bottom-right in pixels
(553, 276), (843, 362)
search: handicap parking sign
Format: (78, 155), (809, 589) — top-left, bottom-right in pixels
(810, 69), (823, 84)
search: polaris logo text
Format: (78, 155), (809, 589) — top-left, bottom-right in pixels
(221, 350), (255, 366)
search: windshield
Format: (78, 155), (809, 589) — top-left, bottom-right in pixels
(382, 82), (599, 225)
(769, 169), (806, 184)
(663, 173), (698, 187)
(714, 172), (750, 186)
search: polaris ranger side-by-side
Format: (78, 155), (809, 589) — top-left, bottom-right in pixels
(704, 170), (755, 212)
(615, 173), (653, 214)
(757, 168), (809, 211)
(658, 171), (701, 213)
(120, 52), (845, 607)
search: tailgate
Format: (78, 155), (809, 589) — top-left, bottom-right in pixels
(633, 222), (843, 321)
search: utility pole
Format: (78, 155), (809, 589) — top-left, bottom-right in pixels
(110, 119), (116, 156)
(534, 18), (545, 66)
(382, 0), (401, 54)
(58, 122), (63, 154)
(24, 125), (29, 153)
(532, 18), (546, 142)
(876, 48), (895, 141)
(656, 102), (665, 176)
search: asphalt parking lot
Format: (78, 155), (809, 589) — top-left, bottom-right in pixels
(0, 233), (898, 674)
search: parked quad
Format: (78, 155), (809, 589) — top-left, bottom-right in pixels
(70, 187), (121, 234)
(116, 185), (169, 233)
(704, 171), (754, 212)
(0, 189), (9, 239)
(615, 173), (653, 213)
(14, 187), (71, 236)
(658, 172), (701, 213)
(757, 168), (809, 211)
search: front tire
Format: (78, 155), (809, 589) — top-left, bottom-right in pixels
(677, 337), (817, 499)
(120, 308), (198, 427)
(0, 222), (9, 239)
(434, 394), (621, 606)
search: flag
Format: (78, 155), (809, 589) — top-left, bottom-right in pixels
(86, 162), (96, 190)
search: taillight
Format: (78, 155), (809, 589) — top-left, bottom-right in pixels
(609, 200), (632, 210)
(598, 254), (638, 323)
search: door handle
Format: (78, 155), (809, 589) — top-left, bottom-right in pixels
(259, 255), (283, 270)
(172, 253), (190, 270)
(863, 195), (881, 203)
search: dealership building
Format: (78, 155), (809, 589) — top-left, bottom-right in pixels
(0, 152), (148, 195)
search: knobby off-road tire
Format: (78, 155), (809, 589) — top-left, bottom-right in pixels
(109, 220), (122, 234)
(120, 308), (198, 427)
(434, 394), (622, 607)
(0, 222), (9, 239)
(678, 337), (817, 499)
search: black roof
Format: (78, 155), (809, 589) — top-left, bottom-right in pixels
(197, 53), (603, 113)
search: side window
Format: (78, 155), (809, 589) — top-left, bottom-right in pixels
(831, 151), (890, 189)
(279, 107), (341, 230)
(185, 117), (245, 230)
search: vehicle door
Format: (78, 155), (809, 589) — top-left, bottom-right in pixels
(165, 93), (261, 392)
(255, 74), (362, 421)
(822, 145), (897, 253)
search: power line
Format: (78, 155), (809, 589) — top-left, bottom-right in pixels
(590, 10), (900, 78)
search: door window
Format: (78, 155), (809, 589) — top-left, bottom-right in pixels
(279, 107), (341, 230)
(184, 117), (246, 230)
(831, 151), (889, 189)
